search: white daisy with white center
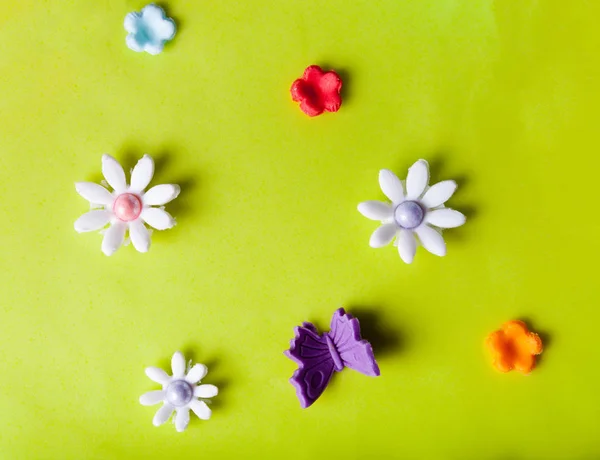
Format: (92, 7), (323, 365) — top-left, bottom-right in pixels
(74, 154), (180, 256)
(140, 351), (218, 432)
(358, 159), (466, 264)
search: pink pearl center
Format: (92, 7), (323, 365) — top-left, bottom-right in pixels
(113, 193), (143, 222)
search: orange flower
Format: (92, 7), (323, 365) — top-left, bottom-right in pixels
(486, 320), (543, 374)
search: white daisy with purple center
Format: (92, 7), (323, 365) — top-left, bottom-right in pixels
(358, 159), (466, 263)
(140, 351), (218, 432)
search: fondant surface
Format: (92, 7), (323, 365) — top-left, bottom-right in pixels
(0, 1), (599, 458)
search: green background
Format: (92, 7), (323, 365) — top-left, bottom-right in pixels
(1, 1), (599, 458)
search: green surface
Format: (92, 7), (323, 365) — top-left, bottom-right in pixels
(0, 1), (599, 458)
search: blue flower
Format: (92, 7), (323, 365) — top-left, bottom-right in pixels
(124, 4), (176, 55)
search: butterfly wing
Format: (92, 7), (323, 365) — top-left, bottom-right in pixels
(301, 321), (319, 334)
(329, 308), (381, 377)
(285, 323), (335, 408)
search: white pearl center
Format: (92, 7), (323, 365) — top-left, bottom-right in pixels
(394, 201), (424, 229)
(166, 380), (193, 407)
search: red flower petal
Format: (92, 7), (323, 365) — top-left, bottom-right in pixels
(299, 100), (324, 117)
(302, 65), (325, 82)
(320, 72), (342, 112)
(290, 79), (308, 103)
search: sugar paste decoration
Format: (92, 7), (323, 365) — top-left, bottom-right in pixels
(285, 308), (380, 408)
(140, 351), (218, 432)
(358, 159), (466, 264)
(74, 154), (180, 256)
(290, 65), (342, 117)
(125, 4), (176, 55)
(486, 321), (543, 374)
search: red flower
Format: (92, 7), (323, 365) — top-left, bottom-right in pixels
(290, 65), (342, 117)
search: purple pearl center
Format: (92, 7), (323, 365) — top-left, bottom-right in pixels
(394, 201), (424, 229)
(166, 380), (193, 407)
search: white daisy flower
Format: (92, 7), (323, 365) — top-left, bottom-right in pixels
(140, 351), (218, 432)
(124, 4), (176, 55)
(358, 159), (466, 264)
(74, 154), (180, 256)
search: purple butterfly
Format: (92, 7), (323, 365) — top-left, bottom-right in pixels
(284, 308), (381, 408)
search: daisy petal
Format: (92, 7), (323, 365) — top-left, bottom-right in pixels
(171, 351), (185, 378)
(190, 400), (212, 420)
(186, 364), (208, 384)
(75, 182), (113, 205)
(426, 209), (466, 228)
(195, 384), (218, 398)
(143, 184), (180, 206)
(74, 210), (111, 233)
(129, 155), (155, 193)
(139, 390), (166, 406)
(397, 229), (417, 264)
(102, 155), (127, 193)
(406, 160), (429, 200)
(421, 180), (457, 208)
(145, 367), (171, 385)
(141, 208), (176, 230)
(129, 220), (151, 253)
(415, 225), (446, 256)
(101, 222), (126, 256)
(175, 408), (190, 432)
(378, 169), (404, 204)
(357, 201), (393, 221)
(369, 223), (397, 248)
(153, 403), (174, 426)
